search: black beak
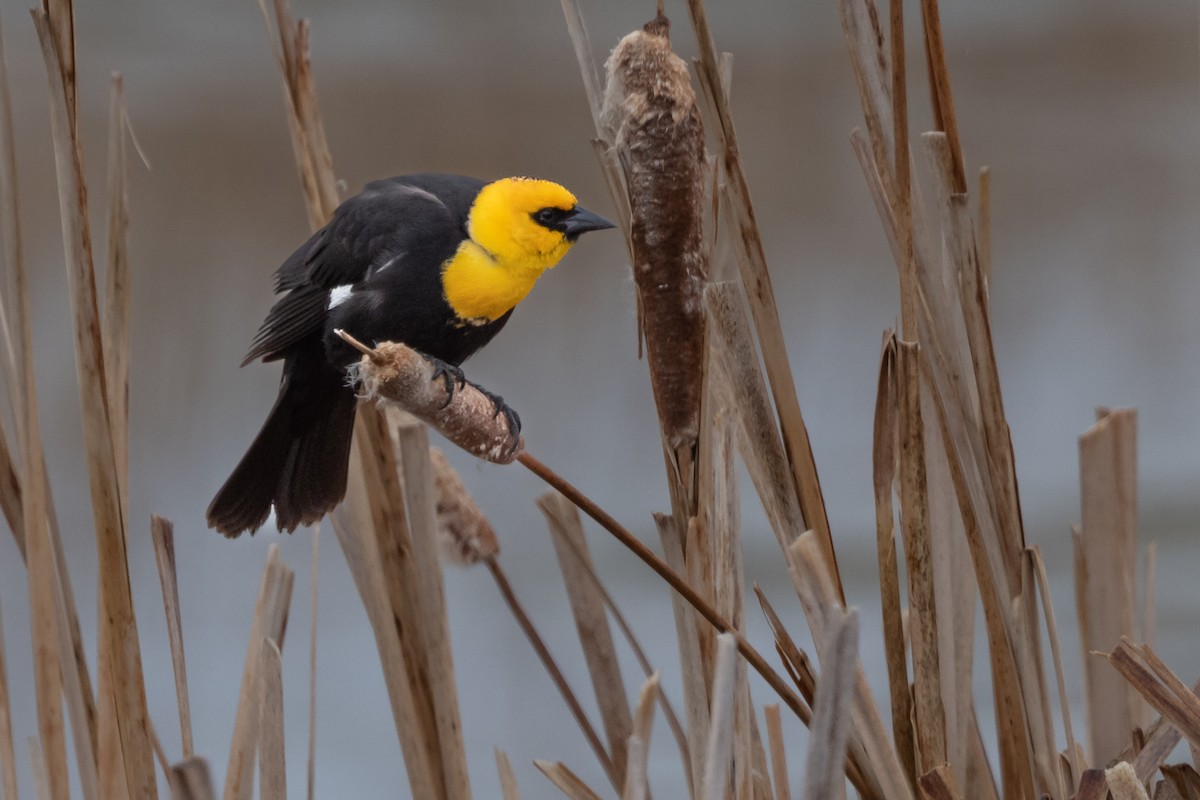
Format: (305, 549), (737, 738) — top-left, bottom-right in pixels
(563, 206), (616, 240)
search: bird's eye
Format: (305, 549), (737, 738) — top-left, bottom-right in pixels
(534, 208), (562, 226)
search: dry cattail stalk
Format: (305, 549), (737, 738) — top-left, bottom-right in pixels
(601, 14), (708, 458)
(428, 447), (499, 564)
(338, 332), (522, 463)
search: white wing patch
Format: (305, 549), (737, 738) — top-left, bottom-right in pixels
(328, 284), (353, 309)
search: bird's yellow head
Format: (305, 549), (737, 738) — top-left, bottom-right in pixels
(444, 176), (614, 321)
(469, 177), (612, 271)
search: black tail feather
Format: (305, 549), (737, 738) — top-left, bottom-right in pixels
(207, 343), (357, 537)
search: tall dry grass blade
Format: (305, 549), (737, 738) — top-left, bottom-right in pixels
(259, 0), (337, 227)
(257, 638), (286, 800)
(917, 0), (966, 193)
(306, 527), (319, 800)
(329, 498), (439, 799)
(49, 540), (97, 800)
(169, 757), (216, 800)
(151, 515), (194, 759)
(103, 73), (130, 519)
(2, 13), (66, 799)
(395, 421), (472, 799)
(888, 0), (919, 339)
(655, 512), (710, 795)
(601, 14), (708, 509)
(222, 545), (294, 800)
(495, 749), (521, 800)
(1013, 553), (1062, 797)
(27, 737), (48, 800)
(256, 6), (466, 793)
(517, 484), (687, 781)
(534, 761), (605, 800)
(753, 590), (816, 716)
(622, 672), (660, 800)
(871, 337), (915, 784)
(788, 533), (910, 800)
(32, 8), (159, 798)
(837, 0), (894, 203)
(758, 589), (870, 798)
(538, 493), (632, 780)
(1077, 408), (1139, 764)
(764, 705), (790, 800)
(483, 557), (618, 789)
(803, 610), (859, 800)
(699, 397), (772, 800)
(559, 0), (634, 263)
(894, 341), (946, 769)
(922, 365), (976, 793)
(1029, 546), (1081, 778)
(699, 633), (738, 800)
(704, 283), (801, 550)
(351, 408), (448, 791)
(0, 598), (18, 800)
(684, 0), (842, 600)
(924, 132), (1025, 591)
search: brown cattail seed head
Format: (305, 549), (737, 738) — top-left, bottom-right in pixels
(602, 16), (708, 452)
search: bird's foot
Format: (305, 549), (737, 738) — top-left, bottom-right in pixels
(471, 382), (522, 444)
(424, 355), (468, 408)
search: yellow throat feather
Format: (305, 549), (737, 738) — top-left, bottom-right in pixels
(442, 177), (578, 321)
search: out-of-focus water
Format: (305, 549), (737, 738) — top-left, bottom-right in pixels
(0, 0), (1198, 797)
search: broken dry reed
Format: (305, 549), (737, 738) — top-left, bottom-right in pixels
(699, 633), (737, 800)
(539, 492), (633, 780)
(151, 514), (195, 760)
(802, 610), (859, 800)
(257, 638), (287, 800)
(1077, 407), (1140, 764)
(222, 544), (294, 800)
(622, 673), (660, 800)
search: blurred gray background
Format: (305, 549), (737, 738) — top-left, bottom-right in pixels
(1, 0), (1198, 797)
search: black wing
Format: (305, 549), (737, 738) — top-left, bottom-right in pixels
(242, 176), (480, 365)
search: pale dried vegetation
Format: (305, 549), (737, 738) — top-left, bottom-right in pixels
(0, 0), (1193, 798)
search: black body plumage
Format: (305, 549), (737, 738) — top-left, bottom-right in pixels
(207, 174), (513, 536)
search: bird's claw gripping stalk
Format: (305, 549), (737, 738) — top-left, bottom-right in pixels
(426, 356), (468, 408)
(472, 383), (522, 451)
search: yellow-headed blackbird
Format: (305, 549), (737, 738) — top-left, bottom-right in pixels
(206, 173), (614, 537)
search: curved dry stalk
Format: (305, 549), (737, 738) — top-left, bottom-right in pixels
(483, 558), (619, 792)
(516, 451), (808, 723)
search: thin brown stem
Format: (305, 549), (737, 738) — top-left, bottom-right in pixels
(516, 451), (808, 722)
(483, 558), (619, 790)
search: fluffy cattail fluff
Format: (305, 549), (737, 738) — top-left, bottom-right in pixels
(429, 447), (499, 565)
(602, 15), (708, 452)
